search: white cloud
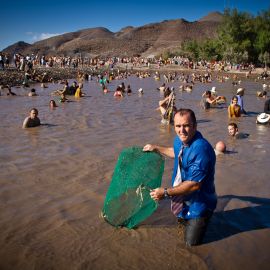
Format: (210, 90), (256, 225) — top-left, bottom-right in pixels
(26, 32), (65, 42)
(38, 33), (63, 40)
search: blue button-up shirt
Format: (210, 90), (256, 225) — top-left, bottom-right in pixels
(172, 131), (217, 219)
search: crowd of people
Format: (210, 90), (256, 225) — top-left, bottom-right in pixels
(2, 54), (269, 247)
(0, 51), (258, 74)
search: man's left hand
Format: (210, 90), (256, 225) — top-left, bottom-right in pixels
(150, 188), (165, 201)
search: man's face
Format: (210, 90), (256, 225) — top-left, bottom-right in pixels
(228, 125), (237, 136)
(174, 113), (197, 145)
(30, 110), (38, 119)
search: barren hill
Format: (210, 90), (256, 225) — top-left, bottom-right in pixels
(3, 12), (223, 57)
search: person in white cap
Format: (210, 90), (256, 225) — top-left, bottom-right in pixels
(236, 88), (246, 114)
(202, 90), (222, 110)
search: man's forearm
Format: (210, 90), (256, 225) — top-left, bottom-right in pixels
(154, 145), (174, 158)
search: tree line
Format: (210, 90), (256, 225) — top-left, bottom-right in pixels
(165, 8), (270, 67)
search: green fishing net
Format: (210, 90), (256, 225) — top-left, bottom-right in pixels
(102, 146), (165, 229)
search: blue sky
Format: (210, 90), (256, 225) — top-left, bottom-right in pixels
(1, 0), (269, 51)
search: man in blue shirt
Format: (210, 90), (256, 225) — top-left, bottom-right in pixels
(143, 108), (217, 246)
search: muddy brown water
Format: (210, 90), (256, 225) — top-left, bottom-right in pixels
(0, 75), (269, 270)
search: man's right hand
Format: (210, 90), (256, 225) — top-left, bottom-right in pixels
(143, 144), (155, 152)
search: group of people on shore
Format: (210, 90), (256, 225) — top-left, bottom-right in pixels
(1, 50), (259, 77)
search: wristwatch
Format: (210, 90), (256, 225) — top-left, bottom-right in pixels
(164, 187), (170, 199)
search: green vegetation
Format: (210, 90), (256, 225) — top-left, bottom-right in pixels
(178, 8), (270, 66)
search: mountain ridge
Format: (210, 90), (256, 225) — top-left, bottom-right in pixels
(3, 11), (223, 57)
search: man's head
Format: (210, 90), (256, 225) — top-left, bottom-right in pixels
(228, 122), (238, 136)
(174, 109), (197, 145)
(215, 141), (226, 154)
(29, 108), (38, 119)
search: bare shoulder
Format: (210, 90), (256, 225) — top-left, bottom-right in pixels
(22, 117), (40, 128)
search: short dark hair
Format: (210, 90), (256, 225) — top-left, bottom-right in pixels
(205, 90), (211, 96)
(228, 122), (238, 129)
(30, 108), (38, 114)
(175, 108), (197, 125)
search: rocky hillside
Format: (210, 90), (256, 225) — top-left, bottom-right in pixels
(3, 12), (223, 57)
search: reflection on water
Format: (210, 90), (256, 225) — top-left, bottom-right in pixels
(0, 75), (269, 269)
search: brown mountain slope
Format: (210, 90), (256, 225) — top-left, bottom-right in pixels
(198, 11), (223, 22)
(3, 41), (32, 55)
(3, 12), (223, 57)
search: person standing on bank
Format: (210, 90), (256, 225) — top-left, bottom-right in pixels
(143, 108), (217, 246)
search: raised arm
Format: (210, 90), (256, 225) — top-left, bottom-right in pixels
(207, 96), (220, 104)
(158, 96), (170, 106)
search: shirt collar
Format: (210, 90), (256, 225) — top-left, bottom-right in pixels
(182, 131), (202, 148)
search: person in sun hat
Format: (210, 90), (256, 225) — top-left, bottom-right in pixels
(236, 87), (246, 114)
(257, 90), (267, 98)
(256, 113), (270, 124)
(209, 86), (226, 104)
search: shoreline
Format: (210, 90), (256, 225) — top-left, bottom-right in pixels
(0, 65), (267, 88)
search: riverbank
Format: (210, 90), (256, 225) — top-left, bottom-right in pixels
(0, 65), (267, 88)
